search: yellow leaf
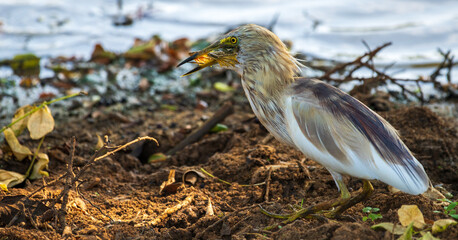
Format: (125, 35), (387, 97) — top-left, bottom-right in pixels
(29, 153), (49, 180)
(95, 134), (104, 150)
(432, 219), (457, 234)
(213, 82), (235, 92)
(3, 128), (32, 161)
(398, 205), (426, 229)
(10, 105), (34, 136)
(27, 105), (55, 139)
(0, 169), (26, 191)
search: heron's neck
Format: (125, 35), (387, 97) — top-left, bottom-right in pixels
(241, 52), (300, 97)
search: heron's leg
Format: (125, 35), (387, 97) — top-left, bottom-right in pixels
(328, 180), (374, 217)
(336, 179), (351, 200)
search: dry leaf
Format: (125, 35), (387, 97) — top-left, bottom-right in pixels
(29, 153), (49, 180)
(388, 185), (401, 194)
(432, 219), (457, 234)
(398, 205), (426, 229)
(159, 170), (182, 195)
(371, 222), (406, 235)
(27, 105), (55, 139)
(183, 170), (205, 185)
(95, 134), (104, 150)
(3, 128), (32, 161)
(10, 105), (34, 136)
(422, 187), (446, 200)
(206, 198), (214, 216)
(0, 169), (26, 191)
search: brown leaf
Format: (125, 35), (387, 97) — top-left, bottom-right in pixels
(159, 169), (182, 195)
(3, 128), (32, 161)
(183, 170), (205, 185)
(398, 205), (426, 229)
(0, 169), (26, 191)
(27, 105), (55, 139)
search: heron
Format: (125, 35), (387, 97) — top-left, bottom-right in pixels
(177, 24), (430, 220)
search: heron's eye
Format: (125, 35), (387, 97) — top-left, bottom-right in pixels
(230, 37), (238, 44)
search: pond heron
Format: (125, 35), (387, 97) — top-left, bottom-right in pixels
(177, 24), (430, 219)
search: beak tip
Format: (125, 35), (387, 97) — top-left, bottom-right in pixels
(176, 52), (199, 68)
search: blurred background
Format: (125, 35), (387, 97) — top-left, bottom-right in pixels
(0, 0), (457, 120)
(1, 0), (457, 64)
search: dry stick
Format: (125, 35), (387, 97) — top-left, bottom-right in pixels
(26, 173), (67, 199)
(264, 167), (273, 202)
(320, 42), (392, 80)
(93, 136), (158, 162)
(166, 102), (234, 156)
(49, 136), (158, 211)
(57, 137), (77, 231)
(45, 136), (158, 231)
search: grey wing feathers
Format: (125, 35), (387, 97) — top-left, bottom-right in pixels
(290, 78), (429, 194)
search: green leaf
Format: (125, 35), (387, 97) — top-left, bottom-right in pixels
(214, 82), (235, 92)
(363, 216), (368, 222)
(368, 213), (383, 221)
(371, 222), (406, 235)
(210, 123), (228, 133)
(148, 153), (167, 163)
(372, 208), (380, 212)
(398, 222), (414, 240)
(445, 202), (457, 212)
(362, 207), (372, 213)
(450, 214), (458, 219)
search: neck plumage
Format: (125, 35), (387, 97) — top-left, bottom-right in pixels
(241, 49), (301, 98)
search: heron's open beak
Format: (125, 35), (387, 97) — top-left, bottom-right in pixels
(177, 40), (239, 77)
(177, 48), (218, 77)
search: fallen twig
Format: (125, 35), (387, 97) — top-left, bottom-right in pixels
(200, 168), (265, 187)
(166, 102), (234, 156)
(264, 167), (273, 202)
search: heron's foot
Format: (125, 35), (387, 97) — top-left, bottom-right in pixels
(325, 180), (375, 218)
(259, 180), (374, 230)
(259, 201), (333, 231)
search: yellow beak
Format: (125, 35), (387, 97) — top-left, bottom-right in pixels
(177, 50), (218, 77)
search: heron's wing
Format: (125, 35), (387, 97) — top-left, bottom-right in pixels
(289, 78), (429, 194)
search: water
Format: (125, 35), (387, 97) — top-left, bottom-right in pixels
(0, 0), (456, 64)
(0, 0), (457, 106)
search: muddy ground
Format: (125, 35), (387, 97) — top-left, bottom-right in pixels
(0, 89), (457, 239)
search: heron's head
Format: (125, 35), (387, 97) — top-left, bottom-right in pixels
(178, 24), (300, 80)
